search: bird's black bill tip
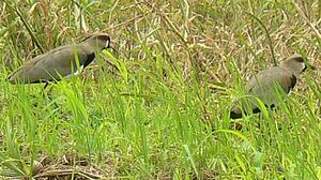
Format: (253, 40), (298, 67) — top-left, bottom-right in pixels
(309, 64), (316, 70)
(304, 63), (316, 72)
(107, 46), (119, 56)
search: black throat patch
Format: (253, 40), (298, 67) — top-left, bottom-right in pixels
(289, 74), (297, 90)
(83, 53), (96, 68)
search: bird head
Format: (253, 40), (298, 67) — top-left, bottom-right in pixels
(83, 33), (111, 50)
(280, 54), (315, 76)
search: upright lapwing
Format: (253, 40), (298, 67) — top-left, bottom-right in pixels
(7, 33), (112, 88)
(230, 54), (314, 119)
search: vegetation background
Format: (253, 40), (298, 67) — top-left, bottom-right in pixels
(0, 0), (321, 179)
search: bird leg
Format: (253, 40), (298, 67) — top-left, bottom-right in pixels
(42, 81), (54, 99)
(43, 82), (49, 89)
(42, 82), (59, 110)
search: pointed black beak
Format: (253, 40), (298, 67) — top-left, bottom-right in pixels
(106, 41), (119, 57)
(306, 63), (316, 70)
(309, 64), (316, 70)
(302, 60), (316, 72)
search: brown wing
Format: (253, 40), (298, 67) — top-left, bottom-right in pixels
(247, 67), (296, 95)
(230, 67), (296, 119)
(246, 67), (296, 109)
(8, 45), (90, 84)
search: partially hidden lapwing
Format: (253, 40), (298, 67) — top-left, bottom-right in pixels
(7, 33), (112, 88)
(230, 54), (315, 119)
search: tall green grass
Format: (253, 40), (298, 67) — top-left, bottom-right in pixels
(0, 0), (321, 179)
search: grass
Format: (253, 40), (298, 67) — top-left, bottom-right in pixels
(0, 0), (321, 179)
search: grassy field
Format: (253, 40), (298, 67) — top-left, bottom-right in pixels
(1, 0), (321, 179)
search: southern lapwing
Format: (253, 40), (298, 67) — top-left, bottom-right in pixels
(230, 54), (314, 119)
(7, 33), (112, 88)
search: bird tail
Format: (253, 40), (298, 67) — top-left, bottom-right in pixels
(6, 70), (19, 84)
